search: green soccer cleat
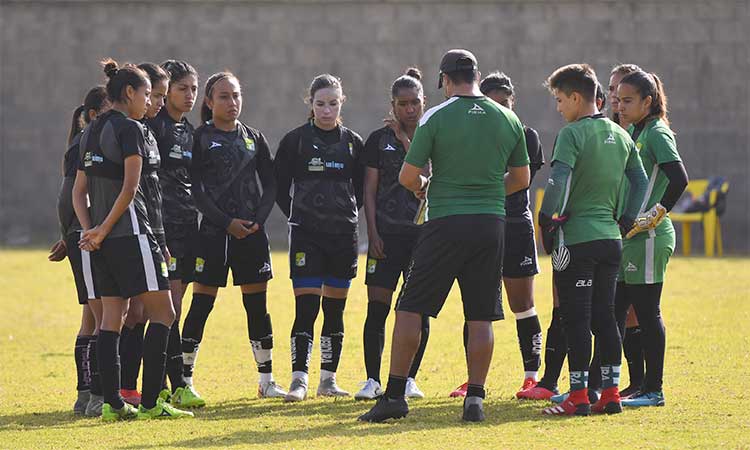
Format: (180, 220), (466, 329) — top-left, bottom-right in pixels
(101, 402), (139, 422)
(172, 385), (206, 408)
(158, 388), (172, 403)
(137, 398), (195, 420)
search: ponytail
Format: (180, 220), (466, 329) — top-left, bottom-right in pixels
(67, 105), (86, 146)
(650, 72), (669, 127)
(620, 70), (670, 127)
(68, 86), (109, 145)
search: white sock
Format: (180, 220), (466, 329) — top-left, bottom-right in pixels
(259, 372), (273, 385)
(515, 307), (537, 320)
(184, 376), (193, 386)
(525, 371), (539, 381)
(320, 369), (336, 381)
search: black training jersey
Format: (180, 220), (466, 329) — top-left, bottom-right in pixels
(140, 122), (165, 245)
(505, 126), (544, 219)
(146, 107), (197, 226)
(78, 109), (152, 239)
(363, 126), (420, 236)
(275, 122), (365, 235)
(191, 121), (276, 235)
(58, 132), (83, 237)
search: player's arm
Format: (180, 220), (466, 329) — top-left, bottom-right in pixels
(538, 161), (572, 254)
(658, 161), (688, 211)
(253, 132), (277, 228)
(273, 132), (295, 218)
(505, 123), (531, 195)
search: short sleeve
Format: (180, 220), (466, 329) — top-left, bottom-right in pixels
(362, 130), (382, 169)
(524, 127), (545, 168)
(551, 127), (578, 168)
(649, 129), (681, 165)
(404, 119), (434, 168)
(119, 121), (143, 159)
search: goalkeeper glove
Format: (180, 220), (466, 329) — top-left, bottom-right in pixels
(626, 203), (667, 239)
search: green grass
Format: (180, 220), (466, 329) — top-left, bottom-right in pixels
(1, 250), (749, 449)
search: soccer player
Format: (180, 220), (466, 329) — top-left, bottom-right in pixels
(359, 49), (531, 423)
(608, 64), (642, 127)
(449, 71), (545, 398)
(180, 71), (284, 401)
(73, 59), (193, 421)
(50, 86), (110, 416)
(356, 68), (429, 401)
(616, 70), (688, 407)
(275, 74), (365, 401)
(146, 60), (204, 407)
(537, 64), (648, 416)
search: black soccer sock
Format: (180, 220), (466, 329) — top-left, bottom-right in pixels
(538, 307), (567, 390)
(466, 384), (486, 399)
(320, 297), (345, 374)
(385, 375), (407, 399)
(630, 283), (665, 392)
(97, 330), (124, 409)
(75, 335), (91, 391)
(88, 335), (102, 396)
(363, 301), (390, 382)
(243, 292), (274, 375)
(623, 326), (645, 388)
(588, 340), (602, 391)
(141, 322), (170, 410)
(291, 294), (320, 374)
(516, 309), (543, 375)
(408, 315), (430, 379)
(121, 322), (145, 391)
(166, 321), (186, 392)
(181, 293), (216, 380)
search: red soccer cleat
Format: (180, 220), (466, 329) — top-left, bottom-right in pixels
(449, 382), (468, 398)
(120, 389), (141, 406)
(515, 377), (538, 398)
(517, 384), (558, 400)
(592, 387), (622, 414)
(542, 389), (590, 416)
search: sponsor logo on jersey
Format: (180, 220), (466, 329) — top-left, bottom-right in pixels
(575, 279), (593, 287)
(520, 256), (533, 267)
(325, 161), (344, 170)
(160, 261), (169, 278)
(468, 103), (486, 115)
(295, 252), (306, 267)
(169, 145), (183, 159)
(83, 152), (103, 167)
(604, 133), (616, 144)
(367, 258), (377, 274)
(383, 143), (397, 151)
(258, 262), (271, 274)
(636, 142), (643, 150)
(195, 257), (205, 273)
(209, 141), (222, 149)
(168, 257), (177, 272)
(308, 157), (324, 172)
(625, 262), (638, 272)
(244, 137), (255, 151)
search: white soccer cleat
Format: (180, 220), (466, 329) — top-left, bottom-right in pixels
(405, 377), (425, 399)
(258, 381), (287, 398)
(317, 375), (350, 397)
(284, 377), (308, 402)
(354, 378), (384, 400)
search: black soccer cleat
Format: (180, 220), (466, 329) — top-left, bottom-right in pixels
(357, 396), (409, 423)
(462, 397), (486, 422)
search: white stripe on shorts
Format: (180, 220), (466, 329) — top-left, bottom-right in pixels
(81, 247), (96, 300)
(128, 204), (140, 235)
(645, 234), (655, 284)
(138, 234), (159, 291)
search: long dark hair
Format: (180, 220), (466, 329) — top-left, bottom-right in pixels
(200, 71), (237, 123)
(68, 86), (108, 145)
(391, 67), (423, 98)
(101, 58), (149, 104)
(306, 73), (343, 123)
(620, 70), (670, 127)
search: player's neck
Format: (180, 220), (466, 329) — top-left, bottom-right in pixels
(575, 104), (598, 121)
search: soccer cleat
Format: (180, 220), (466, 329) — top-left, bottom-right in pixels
(137, 398), (194, 420)
(517, 384), (558, 400)
(120, 389), (141, 406)
(101, 402), (139, 422)
(284, 377), (308, 402)
(449, 382), (468, 398)
(621, 391), (665, 407)
(551, 389), (600, 405)
(542, 390), (590, 416)
(355, 378), (384, 401)
(172, 385), (205, 408)
(358, 396), (409, 422)
(592, 387), (622, 414)
(85, 394), (104, 417)
(317, 375), (350, 397)
(462, 397), (485, 422)
(158, 388), (172, 403)
(73, 390), (90, 415)
(258, 381), (287, 398)
(405, 377), (424, 399)
(619, 385), (641, 399)
(515, 377), (538, 398)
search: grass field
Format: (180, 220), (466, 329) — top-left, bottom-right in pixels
(1, 249), (748, 449)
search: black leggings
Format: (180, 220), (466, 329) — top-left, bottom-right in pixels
(615, 282), (666, 392)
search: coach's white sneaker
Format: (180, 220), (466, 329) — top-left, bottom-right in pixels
(284, 377), (308, 402)
(355, 378), (383, 400)
(317, 374), (350, 397)
(405, 377), (425, 399)
(258, 381), (287, 398)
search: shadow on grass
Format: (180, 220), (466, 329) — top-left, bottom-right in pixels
(118, 397), (555, 448)
(0, 410), (97, 430)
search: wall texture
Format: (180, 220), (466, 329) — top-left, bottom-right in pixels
(1, 0), (748, 252)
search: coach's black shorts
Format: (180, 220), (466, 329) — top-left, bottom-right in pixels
(552, 239), (622, 313)
(165, 222), (197, 283)
(289, 226), (358, 280)
(365, 233), (418, 291)
(503, 217), (540, 279)
(193, 227), (273, 288)
(64, 232), (98, 304)
(92, 234), (170, 299)
(396, 214), (505, 321)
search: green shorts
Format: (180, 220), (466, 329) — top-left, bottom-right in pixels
(618, 231), (675, 284)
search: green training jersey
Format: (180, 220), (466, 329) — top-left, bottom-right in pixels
(552, 115), (643, 246)
(404, 96), (529, 220)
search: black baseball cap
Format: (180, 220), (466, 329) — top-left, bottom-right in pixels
(438, 49), (478, 88)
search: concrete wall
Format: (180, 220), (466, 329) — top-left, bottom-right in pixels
(1, 0), (748, 252)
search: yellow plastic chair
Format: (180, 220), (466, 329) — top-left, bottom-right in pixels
(669, 179), (729, 257)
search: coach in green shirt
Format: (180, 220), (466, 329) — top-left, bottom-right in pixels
(359, 49), (530, 423)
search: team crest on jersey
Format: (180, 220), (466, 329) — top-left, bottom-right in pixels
(160, 262), (169, 278)
(195, 257), (205, 273)
(169, 145), (183, 159)
(308, 157), (324, 172)
(367, 258), (377, 274)
(636, 142), (643, 150)
(168, 257), (177, 272)
(244, 137), (255, 151)
(348, 142), (354, 156)
(604, 133), (616, 144)
(295, 252), (306, 267)
(468, 103), (486, 115)
(552, 246), (570, 272)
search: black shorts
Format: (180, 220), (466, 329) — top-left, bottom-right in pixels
(365, 234), (418, 291)
(289, 226), (358, 280)
(65, 232), (98, 304)
(91, 234), (170, 299)
(503, 217), (540, 279)
(194, 229), (273, 287)
(396, 214), (505, 321)
(552, 239), (622, 314)
(165, 222), (198, 283)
